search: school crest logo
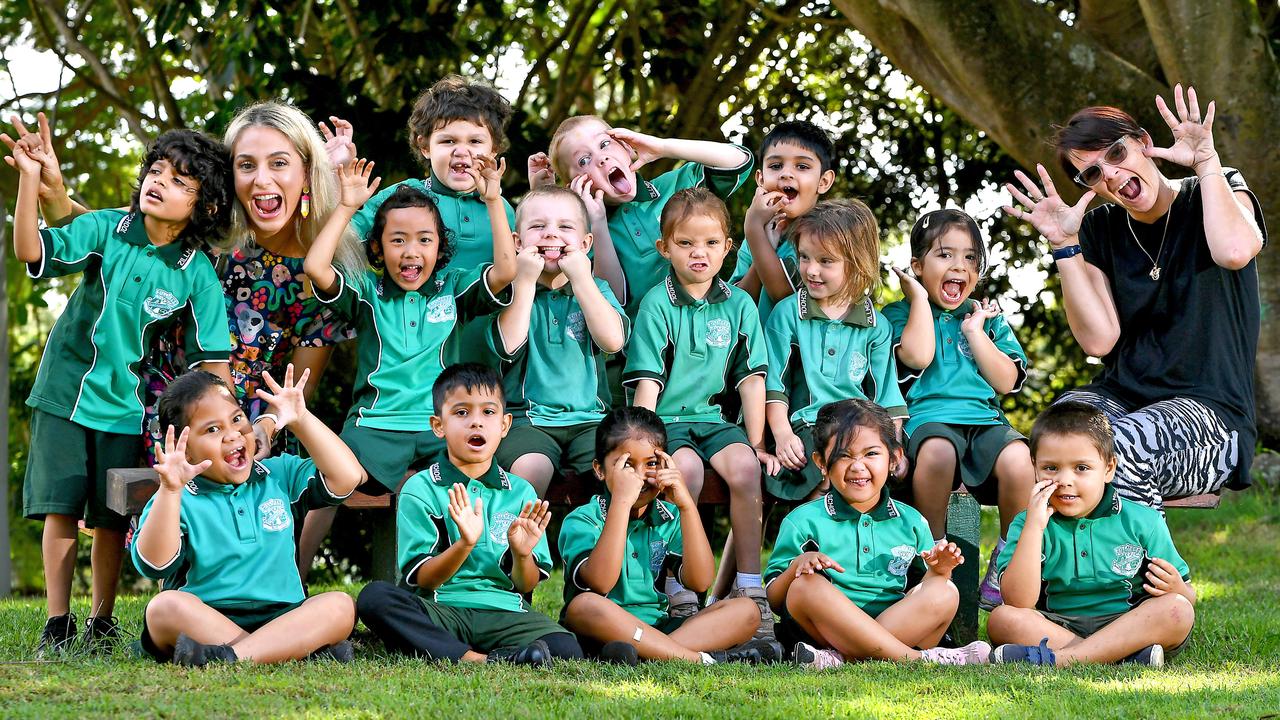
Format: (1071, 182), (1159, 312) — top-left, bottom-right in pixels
(143, 289), (181, 319)
(1112, 544), (1144, 576)
(566, 311), (587, 342)
(705, 319), (731, 348)
(847, 351), (868, 382)
(887, 544), (916, 577)
(489, 511), (516, 547)
(425, 295), (456, 324)
(957, 335), (974, 360)
(259, 498), (290, 532)
(648, 540), (668, 574)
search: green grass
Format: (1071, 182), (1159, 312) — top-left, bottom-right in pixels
(2, 490), (1279, 719)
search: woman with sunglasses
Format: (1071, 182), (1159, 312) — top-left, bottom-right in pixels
(1002, 84), (1266, 510)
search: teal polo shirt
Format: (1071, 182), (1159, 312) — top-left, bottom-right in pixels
(996, 484), (1191, 616)
(558, 494), (684, 625)
(131, 454), (348, 609)
(350, 174), (517, 272)
(26, 209), (231, 434)
(729, 238), (798, 330)
(765, 289), (908, 426)
(623, 275), (768, 424)
(881, 298), (1028, 437)
(397, 460), (552, 612)
(765, 490), (933, 617)
(489, 278), (629, 426)
(318, 264), (509, 431)
(607, 151), (753, 317)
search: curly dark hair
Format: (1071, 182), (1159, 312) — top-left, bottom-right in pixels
(365, 185), (454, 280)
(407, 75), (513, 170)
(129, 129), (234, 250)
(157, 370), (234, 435)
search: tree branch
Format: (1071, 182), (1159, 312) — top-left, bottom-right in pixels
(112, 0), (184, 128)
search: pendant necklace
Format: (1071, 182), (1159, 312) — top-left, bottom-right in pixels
(1126, 206), (1172, 281)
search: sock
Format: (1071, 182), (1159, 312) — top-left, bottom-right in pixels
(735, 572), (762, 589)
(664, 577), (686, 595)
(700, 652), (717, 665)
(705, 595), (719, 606)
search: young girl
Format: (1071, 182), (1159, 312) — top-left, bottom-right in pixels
(558, 407), (780, 665)
(131, 366), (363, 666)
(764, 399), (991, 667)
(880, 209), (1034, 609)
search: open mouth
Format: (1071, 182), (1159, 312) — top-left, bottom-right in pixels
(780, 185), (799, 202)
(941, 279), (967, 304)
(145, 189), (164, 203)
(1054, 493), (1079, 502)
(224, 445), (248, 470)
(539, 246), (563, 261)
(252, 193), (284, 217)
(607, 166), (633, 196)
(689, 261), (710, 274)
(848, 476), (872, 489)
(1116, 177), (1141, 202)
(466, 434), (487, 450)
(399, 263), (423, 282)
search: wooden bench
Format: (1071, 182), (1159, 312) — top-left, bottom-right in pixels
(1164, 492), (1222, 509)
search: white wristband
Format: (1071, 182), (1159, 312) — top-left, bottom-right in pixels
(254, 413), (281, 430)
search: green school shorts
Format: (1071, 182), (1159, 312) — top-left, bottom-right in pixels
(906, 422), (1025, 505)
(764, 422), (826, 501)
(666, 421), (751, 463)
(495, 421), (598, 476)
(139, 597), (303, 661)
(416, 599), (572, 653)
(23, 409), (138, 531)
(1039, 608), (1190, 659)
(341, 422), (445, 494)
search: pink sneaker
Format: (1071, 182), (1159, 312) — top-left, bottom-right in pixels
(920, 640), (992, 665)
(793, 641), (844, 669)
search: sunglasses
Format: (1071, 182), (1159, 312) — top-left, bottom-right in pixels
(1072, 135), (1142, 187)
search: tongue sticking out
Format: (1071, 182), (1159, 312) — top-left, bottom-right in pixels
(1118, 177), (1141, 201)
(941, 279), (966, 304)
(608, 167), (633, 196)
(540, 247), (563, 261)
(400, 265), (422, 282)
(254, 196), (283, 215)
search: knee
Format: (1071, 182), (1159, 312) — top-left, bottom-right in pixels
(1156, 593), (1196, 631)
(145, 590), (190, 627)
(914, 440), (955, 483)
(562, 592), (604, 624)
(356, 580), (399, 619)
(317, 591), (357, 627)
(986, 603), (1033, 639)
(784, 573), (828, 612)
(924, 580), (960, 616)
(725, 596), (762, 625)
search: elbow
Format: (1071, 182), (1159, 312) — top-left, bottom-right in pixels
(1212, 245), (1255, 271)
(1079, 330), (1119, 359)
(599, 336), (626, 355)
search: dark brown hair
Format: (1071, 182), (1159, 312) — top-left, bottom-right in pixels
(908, 208), (989, 278)
(1030, 400), (1116, 462)
(1053, 106), (1145, 179)
(407, 75), (513, 168)
(812, 399), (901, 473)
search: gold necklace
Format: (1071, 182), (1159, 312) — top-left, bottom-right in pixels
(1126, 207), (1171, 281)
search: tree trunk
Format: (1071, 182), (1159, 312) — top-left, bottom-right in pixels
(834, 0), (1280, 447)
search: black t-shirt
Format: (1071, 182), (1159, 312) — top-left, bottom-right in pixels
(1077, 168), (1268, 488)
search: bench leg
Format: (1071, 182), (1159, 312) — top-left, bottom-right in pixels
(945, 491), (981, 644)
(369, 508), (398, 584)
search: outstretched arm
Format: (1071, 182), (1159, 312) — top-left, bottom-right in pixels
(304, 159), (380, 296)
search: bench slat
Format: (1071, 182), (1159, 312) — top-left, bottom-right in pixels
(1164, 492), (1221, 509)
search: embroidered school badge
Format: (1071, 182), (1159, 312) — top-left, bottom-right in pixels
(888, 544), (916, 576)
(259, 498), (291, 532)
(847, 351), (868, 382)
(566, 310), (587, 342)
(705, 319), (731, 348)
(648, 540), (668, 574)
(425, 295), (456, 323)
(957, 336), (974, 360)
(143, 289), (181, 319)
(1112, 544), (1144, 576)
(489, 511), (516, 547)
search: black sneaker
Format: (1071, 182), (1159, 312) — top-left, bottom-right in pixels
(36, 613), (77, 658)
(173, 633), (238, 667)
(1120, 644), (1165, 668)
(599, 640), (640, 666)
(308, 640), (355, 663)
(82, 616), (121, 654)
(711, 637), (784, 664)
(486, 639), (551, 667)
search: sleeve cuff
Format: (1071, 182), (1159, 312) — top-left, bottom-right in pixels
(137, 545), (182, 574)
(481, 265), (514, 308)
(403, 555), (431, 587)
(622, 371), (665, 390)
(1008, 355), (1028, 393)
(883, 405), (909, 420)
(317, 470), (355, 502)
(734, 368), (768, 389)
(313, 269), (346, 304)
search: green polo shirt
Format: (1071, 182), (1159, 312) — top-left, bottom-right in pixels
(729, 239), (799, 330)
(623, 275), (768, 424)
(996, 484), (1191, 616)
(489, 278), (629, 426)
(131, 454), (348, 610)
(881, 299), (1028, 437)
(765, 289), (908, 426)
(397, 460), (552, 612)
(26, 209), (231, 434)
(350, 174), (517, 272)
(765, 490), (933, 617)
(607, 152), (753, 317)
(318, 264), (509, 431)
(558, 494), (684, 625)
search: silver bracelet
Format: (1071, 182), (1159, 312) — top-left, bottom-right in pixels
(1197, 170), (1224, 182)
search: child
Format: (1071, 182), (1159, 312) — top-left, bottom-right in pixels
(11, 129), (235, 655)
(303, 159), (515, 495)
(559, 407), (781, 665)
(765, 399), (992, 668)
(356, 364), (583, 664)
(131, 367), (363, 665)
(988, 401), (1195, 667)
(623, 188), (776, 633)
(880, 209), (1034, 609)
(491, 186), (628, 496)
(765, 199), (908, 502)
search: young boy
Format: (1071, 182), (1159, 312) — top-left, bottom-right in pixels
(132, 367), (363, 665)
(356, 364), (583, 664)
(10, 129), (235, 655)
(491, 186), (628, 496)
(623, 188), (777, 636)
(988, 401), (1196, 667)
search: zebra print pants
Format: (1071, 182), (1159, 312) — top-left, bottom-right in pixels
(1054, 391), (1238, 511)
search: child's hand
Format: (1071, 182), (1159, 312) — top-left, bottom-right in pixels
(251, 422), (274, 461)
(794, 551), (844, 577)
(254, 363), (311, 430)
(608, 452), (647, 505)
(9, 142), (44, 177)
(654, 450), (694, 508)
(961, 298), (1001, 336)
(514, 245), (545, 284)
(1143, 557), (1189, 597)
(337, 158), (381, 210)
(569, 174), (607, 227)
(508, 500), (552, 557)
(319, 116), (358, 168)
(154, 425), (212, 492)
(773, 429), (808, 471)
(469, 154), (507, 203)
(607, 128), (666, 172)
(1026, 478), (1057, 528)
(745, 185), (786, 232)
(447, 483), (484, 548)
(893, 268), (928, 304)
(3, 114), (66, 200)
(527, 152), (556, 189)
(755, 447), (781, 477)
(921, 540), (964, 577)
(558, 246), (592, 284)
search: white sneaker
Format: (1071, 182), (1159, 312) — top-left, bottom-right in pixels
(793, 641), (844, 669)
(920, 640), (992, 665)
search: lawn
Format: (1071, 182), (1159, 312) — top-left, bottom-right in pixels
(1, 489), (1278, 719)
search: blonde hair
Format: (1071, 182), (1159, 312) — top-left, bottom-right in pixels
(224, 100), (366, 273)
(548, 115), (610, 182)
(784, 199), (881, 304)
(516, 185), (591, 230)
(659, 187), (732, 242)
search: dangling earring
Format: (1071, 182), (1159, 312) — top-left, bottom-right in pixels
(300, 187), (311, 218)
